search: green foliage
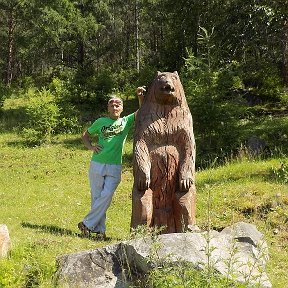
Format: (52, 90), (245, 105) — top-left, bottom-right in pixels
(112, 68), (138, 93)
(48, 77), (82, 133)
(137, 66), (160, 88)
(22, 89), (60, 145)
(182, 24), (287, 167)
(48, 68), (117, 125)
(0, 240), (57, 287)
(51, 67), (115, 109)
(92, 69), (116, 101)
(0, 0), (287, 101)
(183, 49), (244, 166)
(240, 61), (285, 104)
(130, 225), (165, 240)
(21, 83), (82, 144)
(17, 77), (36, 91)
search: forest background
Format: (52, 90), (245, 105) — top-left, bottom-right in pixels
(0, 0), (288, 162)
(0, 0), (288, 287)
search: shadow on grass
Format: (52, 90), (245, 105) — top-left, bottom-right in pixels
(60, 137), (83, 149)
(21, 222), (112, 242)
(122, 152), (133, 167)
(197, 153), (288, 189)
(0, 107), (28, 132)
(196, 170), (271, 190)
(4, 134), (85, 150)
(5, 139), (29, 148)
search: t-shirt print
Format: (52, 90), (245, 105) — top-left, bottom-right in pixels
(101, 120), (124, 138)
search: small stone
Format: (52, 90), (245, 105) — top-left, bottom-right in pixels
(0, 224), (11, 258)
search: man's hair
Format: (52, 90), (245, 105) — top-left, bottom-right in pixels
(108, 96), (123, 106)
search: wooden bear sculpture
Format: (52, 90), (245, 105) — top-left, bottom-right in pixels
(131, 71), (196, 233)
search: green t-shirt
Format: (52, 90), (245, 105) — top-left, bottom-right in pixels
(87, 113), (135, 165)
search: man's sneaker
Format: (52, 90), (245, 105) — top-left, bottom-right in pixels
(94, 231), (107, 241)
(77, 222), (91, 237)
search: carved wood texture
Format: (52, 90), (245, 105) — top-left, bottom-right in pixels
(131, 71), (196, 233)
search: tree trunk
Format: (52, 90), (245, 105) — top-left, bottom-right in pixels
(135, 0), (140, 72)
(6, 8), (15, 87)
(282, 19), (288, 86)
(77, 40), (85, 66)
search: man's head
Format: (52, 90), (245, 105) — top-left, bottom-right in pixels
(107, 96), (123, 119)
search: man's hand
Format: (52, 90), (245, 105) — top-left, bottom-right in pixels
(135, 86), (147, 118)
(81, 130), (102, 153)
(137, 86), (146, 106)
(136, 86), (146, 96)
(90, 144), (102, 153)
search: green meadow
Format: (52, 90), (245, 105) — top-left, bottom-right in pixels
(0, 97), (287, 287)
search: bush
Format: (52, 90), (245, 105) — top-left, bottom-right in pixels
(241, 61), (285, 104)
(49, 78), (82, 133)
(22, 89), (60, 145)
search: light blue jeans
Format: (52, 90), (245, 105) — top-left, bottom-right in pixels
(82, 161), (121, 233)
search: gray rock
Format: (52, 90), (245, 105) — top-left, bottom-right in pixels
(55, 222), (272, 288)
(247, 136), (267, 156)
(0, 224), (11, 258)
(121, 232), (208, 273)
(209, 222), (271, 288)
(55, 244), (130, 288)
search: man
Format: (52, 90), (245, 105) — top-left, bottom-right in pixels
(78, 87), (145, 239)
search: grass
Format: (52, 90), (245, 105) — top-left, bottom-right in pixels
(196, 158), (288, 288)
(0, 132), (134, 287)
(0, 132), (287, 287)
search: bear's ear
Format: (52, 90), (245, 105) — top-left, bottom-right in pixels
(173, 71), (178, 76)
(157, 71), (161, 76)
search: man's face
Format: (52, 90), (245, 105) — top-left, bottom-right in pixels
(108, 100), (123, 119)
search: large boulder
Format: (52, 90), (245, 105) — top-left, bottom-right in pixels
(55, 222), (272, 288)
(0, 224), (11, 258)
(55, 244), (128, 288)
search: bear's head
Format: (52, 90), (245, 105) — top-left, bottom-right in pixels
(146, 71), (187, 107)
